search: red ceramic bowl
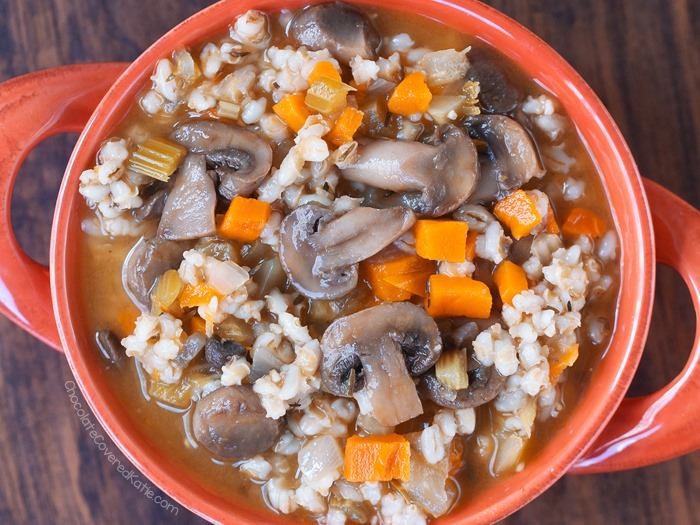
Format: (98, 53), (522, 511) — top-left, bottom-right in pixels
(0, 0), (699, 523)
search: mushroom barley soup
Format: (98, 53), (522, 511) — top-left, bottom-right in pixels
(78, 3), (620, 523)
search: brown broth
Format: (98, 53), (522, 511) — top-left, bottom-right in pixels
(79, 6), (620, 522)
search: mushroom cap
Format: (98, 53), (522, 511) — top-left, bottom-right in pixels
(278, 205), (416, 300)
(192, 385), (282, 460)
(320, 302), (442, 426)
(157, 154), (217, 240)
(465, 114), (545, 203)
(172, 121), (273, 200)
(420, 349), (506, 409)
(288, 2), (381, 64)
(122, 236), (194, 312)
(339, 124), (480, 217)
(466, 50), (523, 114)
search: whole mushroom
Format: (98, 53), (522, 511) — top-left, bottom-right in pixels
(192, 385), (283, 460)
(320, 302), (442, 426)
(172, 121), (273, 200)
(288, 2), (381, 64)
(338, 124), (480, 217)
(278, 204), (416, 300)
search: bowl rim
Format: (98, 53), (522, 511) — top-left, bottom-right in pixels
(50, 0), (655, 523)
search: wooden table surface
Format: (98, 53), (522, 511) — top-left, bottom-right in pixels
(0, 0), (698, 524)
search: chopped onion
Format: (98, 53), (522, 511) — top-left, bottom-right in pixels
(205, 258), (249, 295)
(418, 49), (469, 87)
(399, 432), (455, 517)
(298, 435), (344, 483)
(217, 317), (255, 347)
(250, 338), (294, 381)
(492, 433), (524, 475)
(252, 257), (287, 296)
(427, 96), (466, 124)
(174, 332), (206, 367)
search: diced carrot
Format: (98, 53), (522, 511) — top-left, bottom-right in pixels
(545, 203), (560, 235)
(549, 343), (580, 384)
(117, 306), (140, 338)
(388, 71), (433, 116)
(326, 107), (365, 147)
(414, 220), (469, 262)
(362, 263), (412, 302)
(344, 434), (411, 482)
(493, 260), (529, 306)
(308, 61), (341, 85)
(561, 208), (606, 238)
(425, 274), (492, 318)
(219, 196), (271, 243)
(179, 284), (220, 309)
(272, 93), (310, 133)
(362, 254), (436, 301)
(188, 316), (207, 335)
(384, 271), (433, 298)
(493, 190), (543, 239)
(465, 230), (478, 261)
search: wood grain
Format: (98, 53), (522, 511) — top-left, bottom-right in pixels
(0, 0), (698, 524)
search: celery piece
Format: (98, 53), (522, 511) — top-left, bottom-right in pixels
(435, 348), (470, 390)
(128, 136), (186, 182)
(216, 100), (241, 120)
(305, 75), (355, 114)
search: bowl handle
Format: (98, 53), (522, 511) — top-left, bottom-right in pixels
(571, 179), (700, 473)
(0, 64), (128, 352)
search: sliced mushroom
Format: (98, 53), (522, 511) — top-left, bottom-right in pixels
(205, 336), (246, 368)
(465, 115), (545, 203)
(466, 51), (522, 114)
(157, 154), (217, 240)
(192, 385), (282, 460)
(321, 302), (442, 426)
(133, 181), (170, 222)
(122, 236), (194, 312)
(288, 2), (381, 64)
(279, 204), (415, 300)
(338, 125), (480, 217)
(174, 332), (207, 368)
(95, 330), (124, 367)
(420, 349), (506, 409)
(172, 121), (273, 200)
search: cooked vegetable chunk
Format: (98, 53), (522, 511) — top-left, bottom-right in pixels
(343, 434), (411, 482)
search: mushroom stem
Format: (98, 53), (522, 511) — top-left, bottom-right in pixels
(339, 125), (480, 217)
(157, 154), (217, 240)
